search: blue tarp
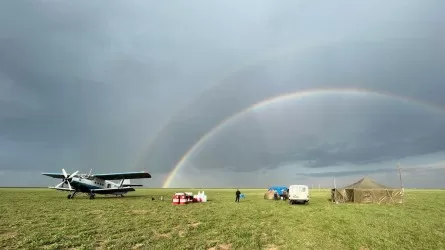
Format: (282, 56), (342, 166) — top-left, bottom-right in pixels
(268, 186), (288, 196)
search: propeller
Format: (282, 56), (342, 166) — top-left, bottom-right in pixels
(55, 168), (79, 190)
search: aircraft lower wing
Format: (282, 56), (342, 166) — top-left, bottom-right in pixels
(48, 187), (75, 192)
(122, 184), (143, 187)
(92, 171), (151, 180)
(91, 187), (135, 194)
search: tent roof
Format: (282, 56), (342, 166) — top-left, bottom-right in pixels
(341, 176), (394, 190)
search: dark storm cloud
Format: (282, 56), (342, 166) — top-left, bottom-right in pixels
(1, 0), (445, 187)
(0, 1), (173, 174)
(183, 96), (445, 172)
(300, 134), (445, 169)
(296, 168), (396, 178)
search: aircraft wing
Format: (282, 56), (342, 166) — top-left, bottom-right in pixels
(122, 184), (143, 187)
(48, 187), (75, 192)
(92, 171), (151, 180)
(91, 187), (135, 194)
(42, 173), (66, 179)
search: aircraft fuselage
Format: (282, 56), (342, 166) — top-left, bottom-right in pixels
(70, 177), (120, 192)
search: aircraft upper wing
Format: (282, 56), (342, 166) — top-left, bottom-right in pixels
(92, 171), (151, 180)
(91, 187), (135, 194)
(42, 173), (66, 179)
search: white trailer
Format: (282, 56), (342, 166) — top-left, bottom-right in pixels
(288, 185), (309, 205)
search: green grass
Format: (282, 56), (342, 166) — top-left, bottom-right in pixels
(1, 188), (444, 250)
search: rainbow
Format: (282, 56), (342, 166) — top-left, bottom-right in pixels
(162, 87), (445, 188)
(135, 34), (408, 171)
(134, 39), (336, 171)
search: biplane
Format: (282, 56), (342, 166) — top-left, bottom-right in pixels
(42, 169), (151, 199)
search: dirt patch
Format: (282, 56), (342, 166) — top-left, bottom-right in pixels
(208, 243), (232, 250)
(130, 210), (148, 215)
(219, 244), (232, 250)
(264, 244), (279, 250)
(0, 231), (17, 240)
(178, 230), (186, 237)
(94, 240), (109, 250)
(154, 231), (172, 239)
(132, 243), (145, 249)
(189, 222), (201, 228)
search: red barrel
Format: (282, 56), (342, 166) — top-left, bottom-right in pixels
(179, 194), (187, 205)
(172, 195), (180, 205)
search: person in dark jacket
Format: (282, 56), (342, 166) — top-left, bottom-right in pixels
(235, 189), (241, 203)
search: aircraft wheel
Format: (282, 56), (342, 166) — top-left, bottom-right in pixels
(67, 194), (71, 199)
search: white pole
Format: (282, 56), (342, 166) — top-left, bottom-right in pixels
(397, 162), (405, 204)
(397, 162), (404, 190)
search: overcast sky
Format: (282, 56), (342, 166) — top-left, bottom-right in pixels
(1, 0), (445, 188)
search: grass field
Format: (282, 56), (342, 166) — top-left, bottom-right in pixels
(1, 188), (444, 250)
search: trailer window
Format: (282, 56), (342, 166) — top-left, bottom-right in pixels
(301, 187), (306, 192)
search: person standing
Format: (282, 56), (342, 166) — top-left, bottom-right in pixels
(235, 189), (241, 203)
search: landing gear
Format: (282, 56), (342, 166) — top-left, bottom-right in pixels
(67, 191), (77, 199)
(89, 193), (95, 199)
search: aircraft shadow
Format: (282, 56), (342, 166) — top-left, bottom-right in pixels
(96, 195), (147, 199)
